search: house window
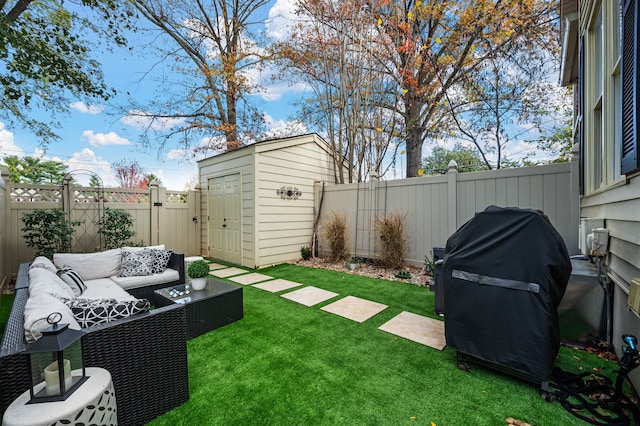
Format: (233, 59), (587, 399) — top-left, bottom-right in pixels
(621, 0), (639, 174)
(587, 10), (604, 191)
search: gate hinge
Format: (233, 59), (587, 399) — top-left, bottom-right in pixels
(153, 202), (163, 207)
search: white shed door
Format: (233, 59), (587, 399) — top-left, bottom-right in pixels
(208, 174), (241, 264)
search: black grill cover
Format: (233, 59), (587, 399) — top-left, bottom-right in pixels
(443, 206), (571, 383)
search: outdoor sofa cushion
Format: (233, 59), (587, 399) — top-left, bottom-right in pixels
(28, 267), (76, 300)
(24, 292), (82, 342)
(110, 268), (179, 291)
(53, 248), (122, 280)
(29, 256), (58, 274)
(79, 278), (138, 301)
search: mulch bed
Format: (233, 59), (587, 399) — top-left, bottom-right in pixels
(289, 257), (433, 287)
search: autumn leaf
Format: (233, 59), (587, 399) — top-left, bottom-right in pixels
(418, 169), (424, 176)
(377, 18), (383, 25)
(435, 37), (442, 43)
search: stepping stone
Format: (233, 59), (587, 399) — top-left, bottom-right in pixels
(378, 311), (446, 350)
(321, 296), (388, 323)
(229, 273), (273, 285)
(281, 286), (338, 307)
(208, 263), (227, 271)
(209, 267), (247, 278)
(253, 279), (301, 293)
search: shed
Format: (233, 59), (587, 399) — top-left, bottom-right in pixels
(197, 134), (337, 268)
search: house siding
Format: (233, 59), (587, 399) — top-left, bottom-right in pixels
(562, 0), (640, 389)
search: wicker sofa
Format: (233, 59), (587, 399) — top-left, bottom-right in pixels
(0, 251), (190, 426)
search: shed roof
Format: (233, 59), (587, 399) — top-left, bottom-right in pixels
(197, 133), (332, 164)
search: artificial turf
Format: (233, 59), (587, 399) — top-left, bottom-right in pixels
(147, 263), (626, 425)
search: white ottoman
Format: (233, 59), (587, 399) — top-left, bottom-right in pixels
(3, 367), (117, 426)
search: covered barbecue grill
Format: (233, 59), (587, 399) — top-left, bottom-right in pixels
(442, 206), (571, 392)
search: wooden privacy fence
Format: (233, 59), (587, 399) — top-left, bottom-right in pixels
(0, 169), (201, 281)
(314, 161), (579, 267)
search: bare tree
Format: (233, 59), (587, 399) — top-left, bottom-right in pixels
(279, 0), (400, 183)
(130, 0), (271, 152)
(443, 38), (567, 169)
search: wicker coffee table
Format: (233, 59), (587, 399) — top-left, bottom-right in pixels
(154, 279), (243, 339)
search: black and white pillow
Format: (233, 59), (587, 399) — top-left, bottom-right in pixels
(57, 266), (87, 297)
(119, 250), (154, 277)
(62, 298), (151, 328)
(144, 248), (172, 274)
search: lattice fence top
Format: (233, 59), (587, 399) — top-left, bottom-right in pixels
(10, 186), (62, 203)
(10, 184), (189, 205)
(166, 192), (188, 204)
(102, 190), (149, 204)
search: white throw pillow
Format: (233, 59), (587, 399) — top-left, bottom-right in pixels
(28, 268), (76, 300)
(53, 249), (122, 280)
(57, 266), (87, 297)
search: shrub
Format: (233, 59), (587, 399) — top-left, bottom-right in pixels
(300, 245), (312, 260)
(21, 208), (83, 259)
(374, 211), (408, 269)
(187, 260), (210, 279)
(321, 211), (349, 262)
(96, 208), (137, 249)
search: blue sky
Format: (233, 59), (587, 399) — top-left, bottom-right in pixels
(0, 0), (305, 190)
(0, 0), (564, 189)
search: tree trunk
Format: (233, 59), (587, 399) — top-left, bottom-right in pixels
(405, 92), (423, 178)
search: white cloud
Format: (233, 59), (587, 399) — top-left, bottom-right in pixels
(121, 110), (186, 131)
(64, 148), (115, 186)
(148, 167), (198, 191)
(82, 130), (132, 147)
(244, 64), (310, 101)
(263, 113), (307, 138)
(266, 0), (298, 41)
(0, 122), (24, 158)
(70, 102), (104, 115)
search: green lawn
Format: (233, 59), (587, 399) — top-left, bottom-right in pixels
(149, 263), (623, 426)
(0, 265), (628, 425)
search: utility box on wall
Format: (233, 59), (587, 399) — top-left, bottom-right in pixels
(579, 218), (604, 256)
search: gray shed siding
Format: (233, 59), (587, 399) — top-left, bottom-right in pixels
(198, 134), (337, 268)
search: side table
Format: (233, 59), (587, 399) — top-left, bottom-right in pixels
(2, 367), (117, 426)
(154, 279), (243, 339)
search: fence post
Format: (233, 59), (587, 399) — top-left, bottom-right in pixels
(188, 188), (201, 256)
(149, 180), (160, 246)
(447, 160), (459, 237)
(0, 168), (8, 289)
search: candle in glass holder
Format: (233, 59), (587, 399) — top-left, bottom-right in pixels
(44, 359), (72, 395)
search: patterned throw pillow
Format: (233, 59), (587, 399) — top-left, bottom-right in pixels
(62, 298), (151, 328)
(144, 248), (172, 274)
(57, 266), (87, 297)
(119, 250), (154, 277)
